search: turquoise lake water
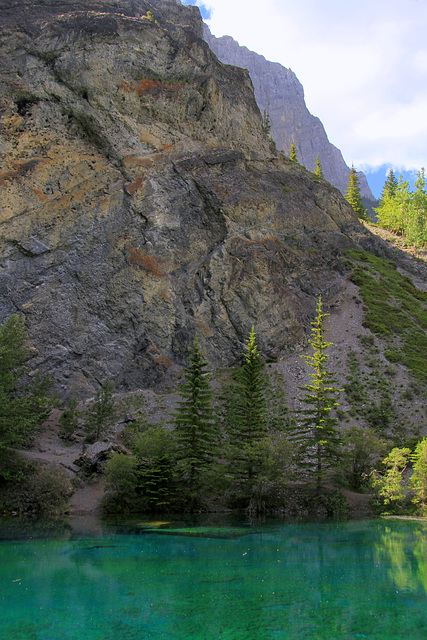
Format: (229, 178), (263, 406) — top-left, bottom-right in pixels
(1, 517), (427, 640)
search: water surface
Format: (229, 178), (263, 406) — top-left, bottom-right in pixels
(1, 517), (427, 639)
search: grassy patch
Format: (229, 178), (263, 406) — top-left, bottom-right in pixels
(345, 250), (427, 380)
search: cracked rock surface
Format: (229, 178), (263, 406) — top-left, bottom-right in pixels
(0, 0), (383, 397)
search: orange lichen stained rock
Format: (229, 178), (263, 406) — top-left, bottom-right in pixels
(119, 78), (182, 100)
(159, 289), (170, 302)
(126, 175), (144, 195)
(126, 246), (164, 277)
(146, 344), (173, 370)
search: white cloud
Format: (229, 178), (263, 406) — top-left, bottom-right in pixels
(191, 0), (427, 172)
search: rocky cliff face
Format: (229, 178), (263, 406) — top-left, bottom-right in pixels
(0, 0), (379, 397)
(203, 28), (374, 201)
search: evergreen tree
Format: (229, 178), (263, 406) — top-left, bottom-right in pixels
(375, 174), (409, 235)
(313, 154), (324, 179)
(173, 335), (217, 501)
(132, 426), (176, 512)
(289, 142), (298, 163)
(295, 297), (342, 491)
(380, 169), (399, 200)
(0, 315), (54, 452)
(375, 169), (427, 246)
(58, 397), (80, 440)
(345, 165), (368, 220)
(84, 377), (117, 443)
(229, 327), (268, 480)
(262, 110), (271, 135)
(104, 453), (138, 513)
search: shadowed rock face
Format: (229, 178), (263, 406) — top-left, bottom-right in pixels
(0, 0), (376, 397)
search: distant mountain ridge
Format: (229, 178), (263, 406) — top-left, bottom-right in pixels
(203, 26), (375, 201)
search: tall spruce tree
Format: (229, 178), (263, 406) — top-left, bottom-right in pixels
(313, 154), (324, 179)
(289, 142), (298, 163)
(228, 328), (267, 480)
(0, 315), (54, 451)
(375, 174), (409, 235)
(295, 297), (342, 491)
(173, 335), (216, 501)
(83, 377), (117, 443)
(381, 169), (399, 200)
(262, 110), (271, 135)
(345, 165), (368, 220)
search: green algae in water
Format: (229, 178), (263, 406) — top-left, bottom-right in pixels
(1, 519), (427, 639)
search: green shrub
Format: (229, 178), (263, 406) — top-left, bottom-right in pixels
(58, 398), (80, 440)
(341, 426), (387, 490)
(385, 349), (403, 364)
(29, 465), (73, 515)
(103, 453), (138, 514)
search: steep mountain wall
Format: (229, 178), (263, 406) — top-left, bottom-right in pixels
(0, 0), (379, 396)
(203, 28), (374, 201)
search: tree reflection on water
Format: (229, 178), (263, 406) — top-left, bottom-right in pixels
(376, 522), (427, 594)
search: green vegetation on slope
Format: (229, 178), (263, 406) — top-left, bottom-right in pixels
(346, 249), (427, 380)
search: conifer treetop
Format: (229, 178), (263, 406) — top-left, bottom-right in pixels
(345, 164), (368, 221)
(289, 142), (298, 163)
(313, 154), (324, 179)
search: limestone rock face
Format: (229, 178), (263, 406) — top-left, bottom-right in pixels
(204, 28), (374, 201)
(0, 0), (375, 397)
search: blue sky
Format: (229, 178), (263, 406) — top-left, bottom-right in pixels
(181, 0), (427, 198)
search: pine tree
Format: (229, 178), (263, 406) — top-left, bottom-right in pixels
(84, 377), (117, 443)
(228, 327), (267, 480)
(262, 110), (271, 135)
(380, 169), (399, 200)
(295, 297), (342, 491)
(173, 335), (217, 501)
(58, 397), (80, 440)
(375, 174), (409, 235)
(0, 315), (54, 452)
(313, 154), (324, 179)
(132, 425), (176, 512)
(375, 169), (427, 247)
(345, 165), (368, 220)
(289, 142), (298, 163)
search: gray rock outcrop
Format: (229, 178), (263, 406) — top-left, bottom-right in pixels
(0, 0), (379, 397)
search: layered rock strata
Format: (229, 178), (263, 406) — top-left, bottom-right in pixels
(0, 0), (377, 396)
